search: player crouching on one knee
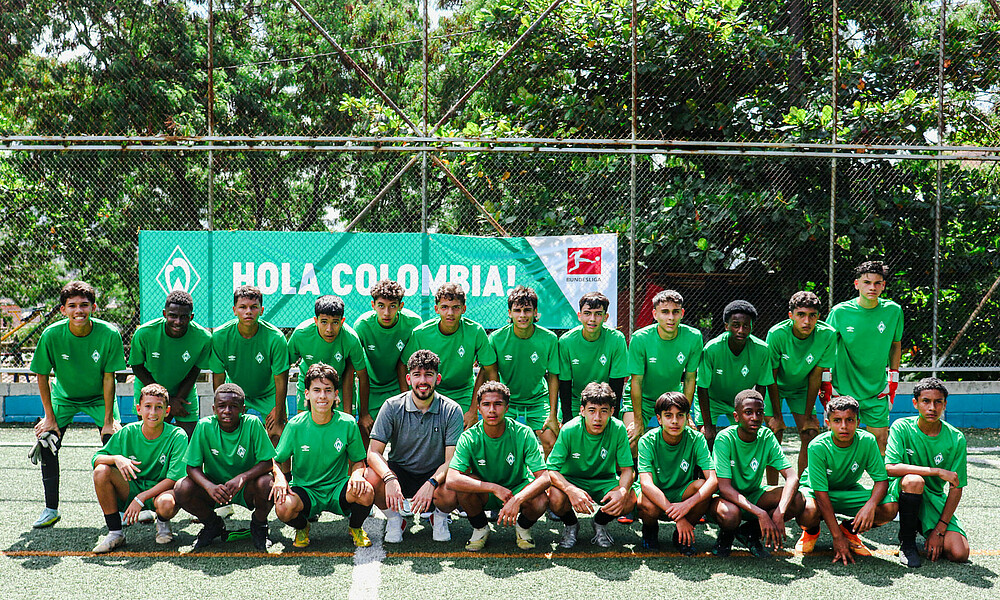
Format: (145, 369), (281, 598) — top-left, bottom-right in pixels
(547, 382), (636, 549)
(447, 381), (551, 551)
(174, 383), (278, 552)
(883, 377), (970, 567)
(92, 384), (188, 553)
(270, 363), (376, 549)
(795, 396), (896, 564)
(713, 389), (805, 558)
(636, 392), (720, 556)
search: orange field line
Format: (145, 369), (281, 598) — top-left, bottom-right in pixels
(6, 548), (1000, 559)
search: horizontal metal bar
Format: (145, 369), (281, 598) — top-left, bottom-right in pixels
(5, 144), (1000, 162)
(900, 367), (1000, 372)
(4, 135), (1000, 154)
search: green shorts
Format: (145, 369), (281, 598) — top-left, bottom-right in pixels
(886, 478), (966, 537)
(118, 479), (158, 512)
(246, 395), (279, 418)
(767, 394), (818, 418)
(691, 399), (737, 428)
(53, 396), (122, 429)
(295, 479), (349, 520)
(801, 483), (891, 514)
(564, 476), (622, 503)
(857, 396), (891, 429)
(622, 398), (659, 429)
(656, 480), (698, 504)
(735, 485), (779, 519)
(171, 396), (200, 423)
(217, 488), (252, 510)
(509, 402), (550, 431)
(483, 479), (531, 512)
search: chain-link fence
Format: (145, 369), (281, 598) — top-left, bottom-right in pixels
(2, 0), (999, 376)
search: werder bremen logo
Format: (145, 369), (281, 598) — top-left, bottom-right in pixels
(156, 245), (202, 295)
(256, 352), (264, 363)
(182, 350), (191, 363)
(530, 352), (539, 363)
(91, 350), (100, 362)
(741, 365), (749, 377)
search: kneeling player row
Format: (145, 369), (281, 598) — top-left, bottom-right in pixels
(90, 364), (966, 568)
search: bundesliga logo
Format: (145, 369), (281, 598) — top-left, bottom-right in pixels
(567, 247), (601, 275)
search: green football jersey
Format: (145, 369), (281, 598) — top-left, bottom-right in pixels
(184, 414), (276, 484)
(626, 323), (703, 407)
(713, 425), (790, 497)
(557, 325), (629, 407)
(30, 318), (126, 402)
(547, 416), (633, 482)
(489, 324), (559, 408)
(450, 417), (546, 491)
(129, 317), (212, 404)
(765, 319), (836, 401)
(886, 416), (967, 495)
(695, 333), (774, 424)
(209, 319), (290, 414)
(637, 426), (714, 492)
(801, 429), (887, 492)
(827, 298), (903, 400)
(353, 308), (422, 406)
(287, 319), (366, 408)
(402, 317), (497, 411)
(275, 410), (366, 493)
(93, 421), (188, 483)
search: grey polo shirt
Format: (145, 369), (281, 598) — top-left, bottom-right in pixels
(370, 390), (464, 474)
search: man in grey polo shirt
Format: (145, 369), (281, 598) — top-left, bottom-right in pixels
(368, 349), (463, 543)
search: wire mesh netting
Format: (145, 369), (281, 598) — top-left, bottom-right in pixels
(2, 0), (999, 373)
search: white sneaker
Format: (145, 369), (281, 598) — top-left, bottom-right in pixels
(93, 531), (125, 553)
(216, 505), (235, 519)
(465, 526), (490, 551)
(155, 520), (174, 544)
(137, 509), (156, 524)
(431, 509), (451, 542)
(384, 516), (406, 544)
(515, 524), (535, 549)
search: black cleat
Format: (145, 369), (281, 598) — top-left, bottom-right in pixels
(672, 529), (695, 557)
(641, 536), (660, 552)
(192, 517), (227, 550)
(712, 529), (736, 557)
(735, 522), (770, 558)
(250, 519), (271, 552)
(899, 543), (922, 568)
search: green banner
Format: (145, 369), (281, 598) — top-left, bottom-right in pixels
(139, 231), (618, 329)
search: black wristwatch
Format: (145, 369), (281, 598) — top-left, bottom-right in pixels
(428, 477), (440, 488)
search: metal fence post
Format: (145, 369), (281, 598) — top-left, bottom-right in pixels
(829, 0), (838, 306)
(932, 0), (947, 376)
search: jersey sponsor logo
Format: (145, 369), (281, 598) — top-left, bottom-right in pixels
(826, 468), (833, 474)
(850, 461), (859, 472)
(572, 359), (581, 365)
(210, 448), (220, 456)
(129, 455), (138, 461)
(504, 354), (514, 361)
(61, 353), (70, 361)
(877, 321), (886, 333)
(906, 448), (915, 456)
(676, 352), (685, 364)
(530, 351), (539, 363)
(152, 352), (161, 359)
(716, 369), (723, 375)
(600, 448), (608, 460)
(458, 345), (466, 358)
(92, 350), (101, 363)
(805, 353), (814, 364)
(228, 355), (237, 362)
(740, 365), (749, 377)
(567, 247), (601, 275)
(334, 438), (344, 452)
(477, 458), (487, 466)
(846, 326), (855, 333)
(599, 354), (607, 366)
(300, 445), (310, 452)
(255, 352), (264, 364)
(396, 340), (405, 352)
(934, 452), (944, 465)
(367, 344), (376, 351)
(648, 357), (657, 364)
(680, 459), (689, 473)
(506, 452), (515, 465)
(305, 354), (314, 361)
(156, 245), (202, 295)
(182, 350), (191, 362)
(237, 445), (246, 458)
(781, 353), (790, 361)
(571, 452), (581, 459)
(749, 458), (760, 472)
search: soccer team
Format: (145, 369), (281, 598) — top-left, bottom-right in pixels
(26, 260), (970, 566)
